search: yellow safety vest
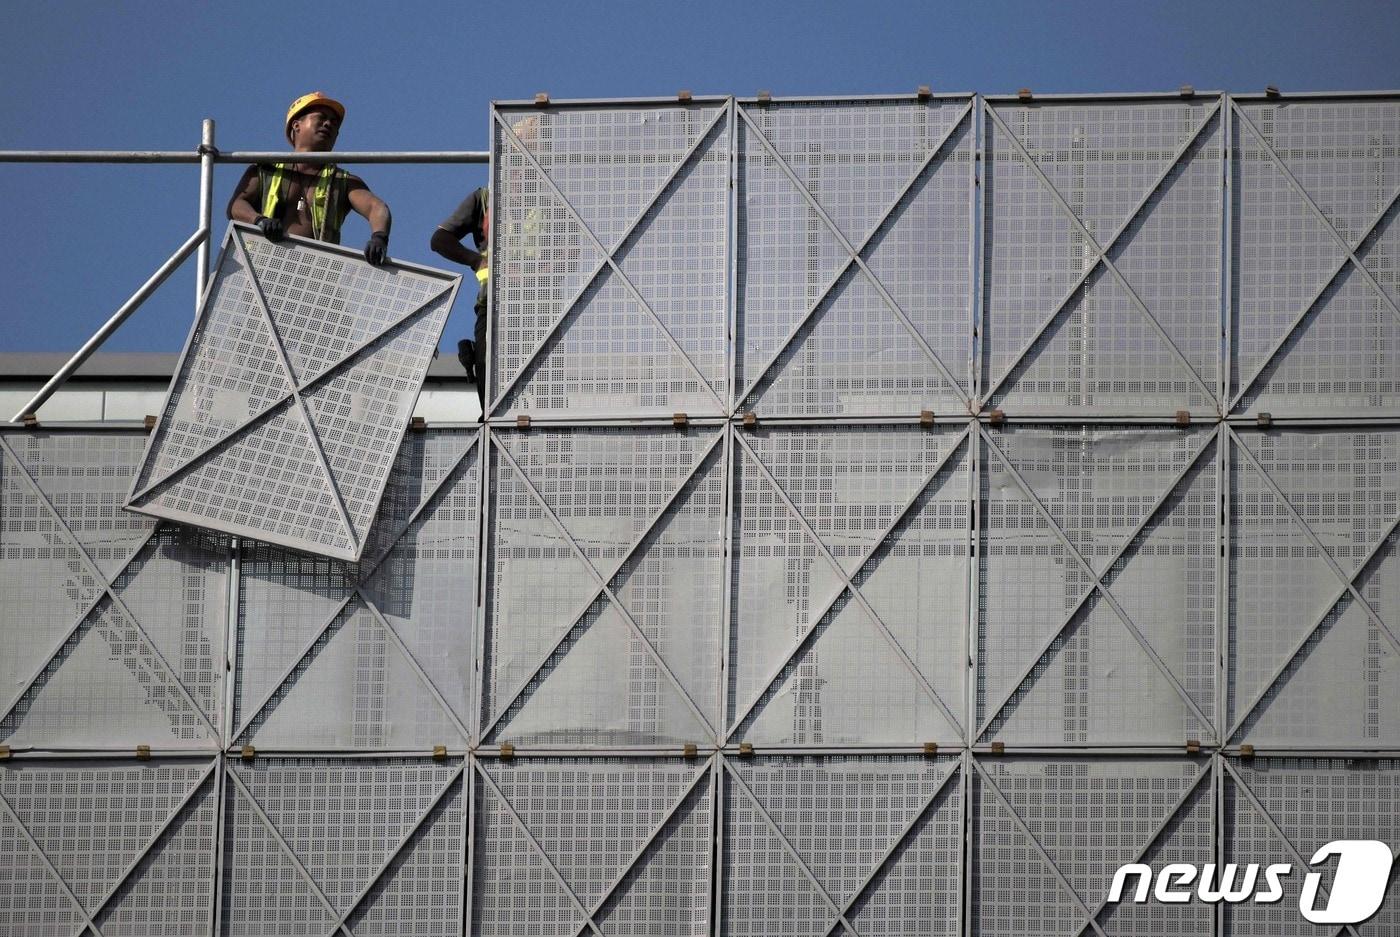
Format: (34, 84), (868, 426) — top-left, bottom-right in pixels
(258, 163), (351, 243)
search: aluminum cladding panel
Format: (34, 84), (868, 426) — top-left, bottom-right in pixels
(126, 224), (459, 561)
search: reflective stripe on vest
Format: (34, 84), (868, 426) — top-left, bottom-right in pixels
(259, 163), (346, 243)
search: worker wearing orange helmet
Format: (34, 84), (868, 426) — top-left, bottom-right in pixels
(227, 92), (392, 265)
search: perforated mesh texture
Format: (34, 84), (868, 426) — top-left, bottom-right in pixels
(127, 225), (457, 560)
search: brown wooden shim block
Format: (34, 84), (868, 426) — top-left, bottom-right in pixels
(1018, 88), (1033, 101)
(990, 741), (1006, 754)
(738, 741), (754, 756)
(143, 414), (158, 431)
(916, 85), (932, 101)
(1179, 84), (1195, 98)
(433, 745), (447, 760)
(1186, 739), (1201, 754)
(410, 416), (428, 432)
(499, 742), (515, 761)
(756, 90), (772, 104)
(21, 413), (38, 428)
(240, 744), (256, 761)
(742, 411), (757, 430)
(1175, 410), (1192, 427)
(677, 89), (693, 103)
(1239, 743), (1256, 758)
(1265, 85), (1281, 98)
(516, 415), (531, 430)
(920, 410), (935, 427)
(135, 745), (151, 760)
(0, 745), (10, 760)
(683, 743), (698, 759)
(987, 409), (1005, 426)
(922, 741), (938, 756)
(673, 412), (689, 428)
(1257, 412), (1273, 428)
(534, 92), (550, 107)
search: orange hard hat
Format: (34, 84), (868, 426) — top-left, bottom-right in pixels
(285, 91), (345, 142)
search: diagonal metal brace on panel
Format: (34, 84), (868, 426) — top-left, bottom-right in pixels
(814, 761), (962, 937)
(228, 230), (360, 549)
(128, 267), (455, 506)
(491, 437), (718, 739)
(321, 762), (464, 936)
(481, 432), (725, 741)
(1070, 761), (1212, 937)
(734, 100), (976, 408)
(981, 104), (1218, 407)
(1222, 759), (1364, 937)
(736, 104), (974, 412)
(572, 758), (713, 934)
(974, 428), (1219, 741)
(721, 758), (863, 937)
(0, 520), (162, 740)
(1226, 105), (1400, 410)
(975, 427), (1216, 739)
(725, 425), (972, 741)
(731, 431), (965, 739)
(0, 435), (219, 740)
(1228, 427), (1400, 658)
(1224, 432), (1400, 740)
(1233, 104), (1400, 327)
(65, 759), (218, 937)
(472, 760), (605, 937)
(0, 783), (109, 937)
(980, 101), (1223, 403)
(224, 766), (354, 937)
(492, 109), (729, 413)
(971, 758), (1111, 937)
(231, 435), (481, 744)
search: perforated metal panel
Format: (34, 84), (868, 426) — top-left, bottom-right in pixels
(982, 97), (1223, 416)
(973, 757), (1213, 937)
(736, 97), (975, 417)
(490, 102), (731, 419)
(1227, 427), (1400, 747)
(730, 423), (970, 746)
(722, 755), (961, 937)
(0, 758), (218, 937)
(234, 428), (481, 751)
(1, 431), (226, 750)
(474, 757), (713, 936)
(1225, 757), (1400, 936)
(221, 756), (464, 936)
(126, 224), (459, 561)
(978, 423), (1219, 746)
(483, 424), (725, 747)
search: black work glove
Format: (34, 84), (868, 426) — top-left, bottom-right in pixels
(254, 214), (285, 242)
(364, 231), (389, 266)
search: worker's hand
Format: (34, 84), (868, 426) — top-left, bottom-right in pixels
(364, 231), (389, 266)
(254, 215), (285, 242)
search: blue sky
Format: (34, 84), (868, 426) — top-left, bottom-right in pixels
(1, 0), (1397, 356)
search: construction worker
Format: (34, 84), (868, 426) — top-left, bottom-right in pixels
(227, 92), (391, 265)
(430, 186), (489, 409)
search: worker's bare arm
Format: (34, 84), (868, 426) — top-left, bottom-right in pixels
(346, 177), (391, 234)
(227, 166), (264, 224)
(430, 227), (483, 269)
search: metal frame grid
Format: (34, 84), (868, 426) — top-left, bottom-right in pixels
(125, 223), (461, 562)
(3, 90), (1400, 936)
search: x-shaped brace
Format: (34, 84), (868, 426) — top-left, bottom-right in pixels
(1069, 761), (1211, 937)
(1222, 759), (1363, 937)
(975, 426), (1217, 741)
(487, 432), (719, 740)
(1225, 427), (1400, 741)
(973, 757), (1112, 937)
(224, 760), (462, 937)
(981, 102), (1220, 406)
(0, 759), (216, 937)
(133, 229), (453, 551)
(980, 101), (1222, 403)
(489, 107), (729, 415)
(0, 435), (218, 741)
(813, 761), (961, 936)
(231, 435), (480, 745)
(474, 757), (712, 937)
(725, 425), (971, 742)
(734, 100), (975, 410)
(1228, 104), (1400, 411)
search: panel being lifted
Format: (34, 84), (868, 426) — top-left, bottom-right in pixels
(126, 223), (459, 561)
